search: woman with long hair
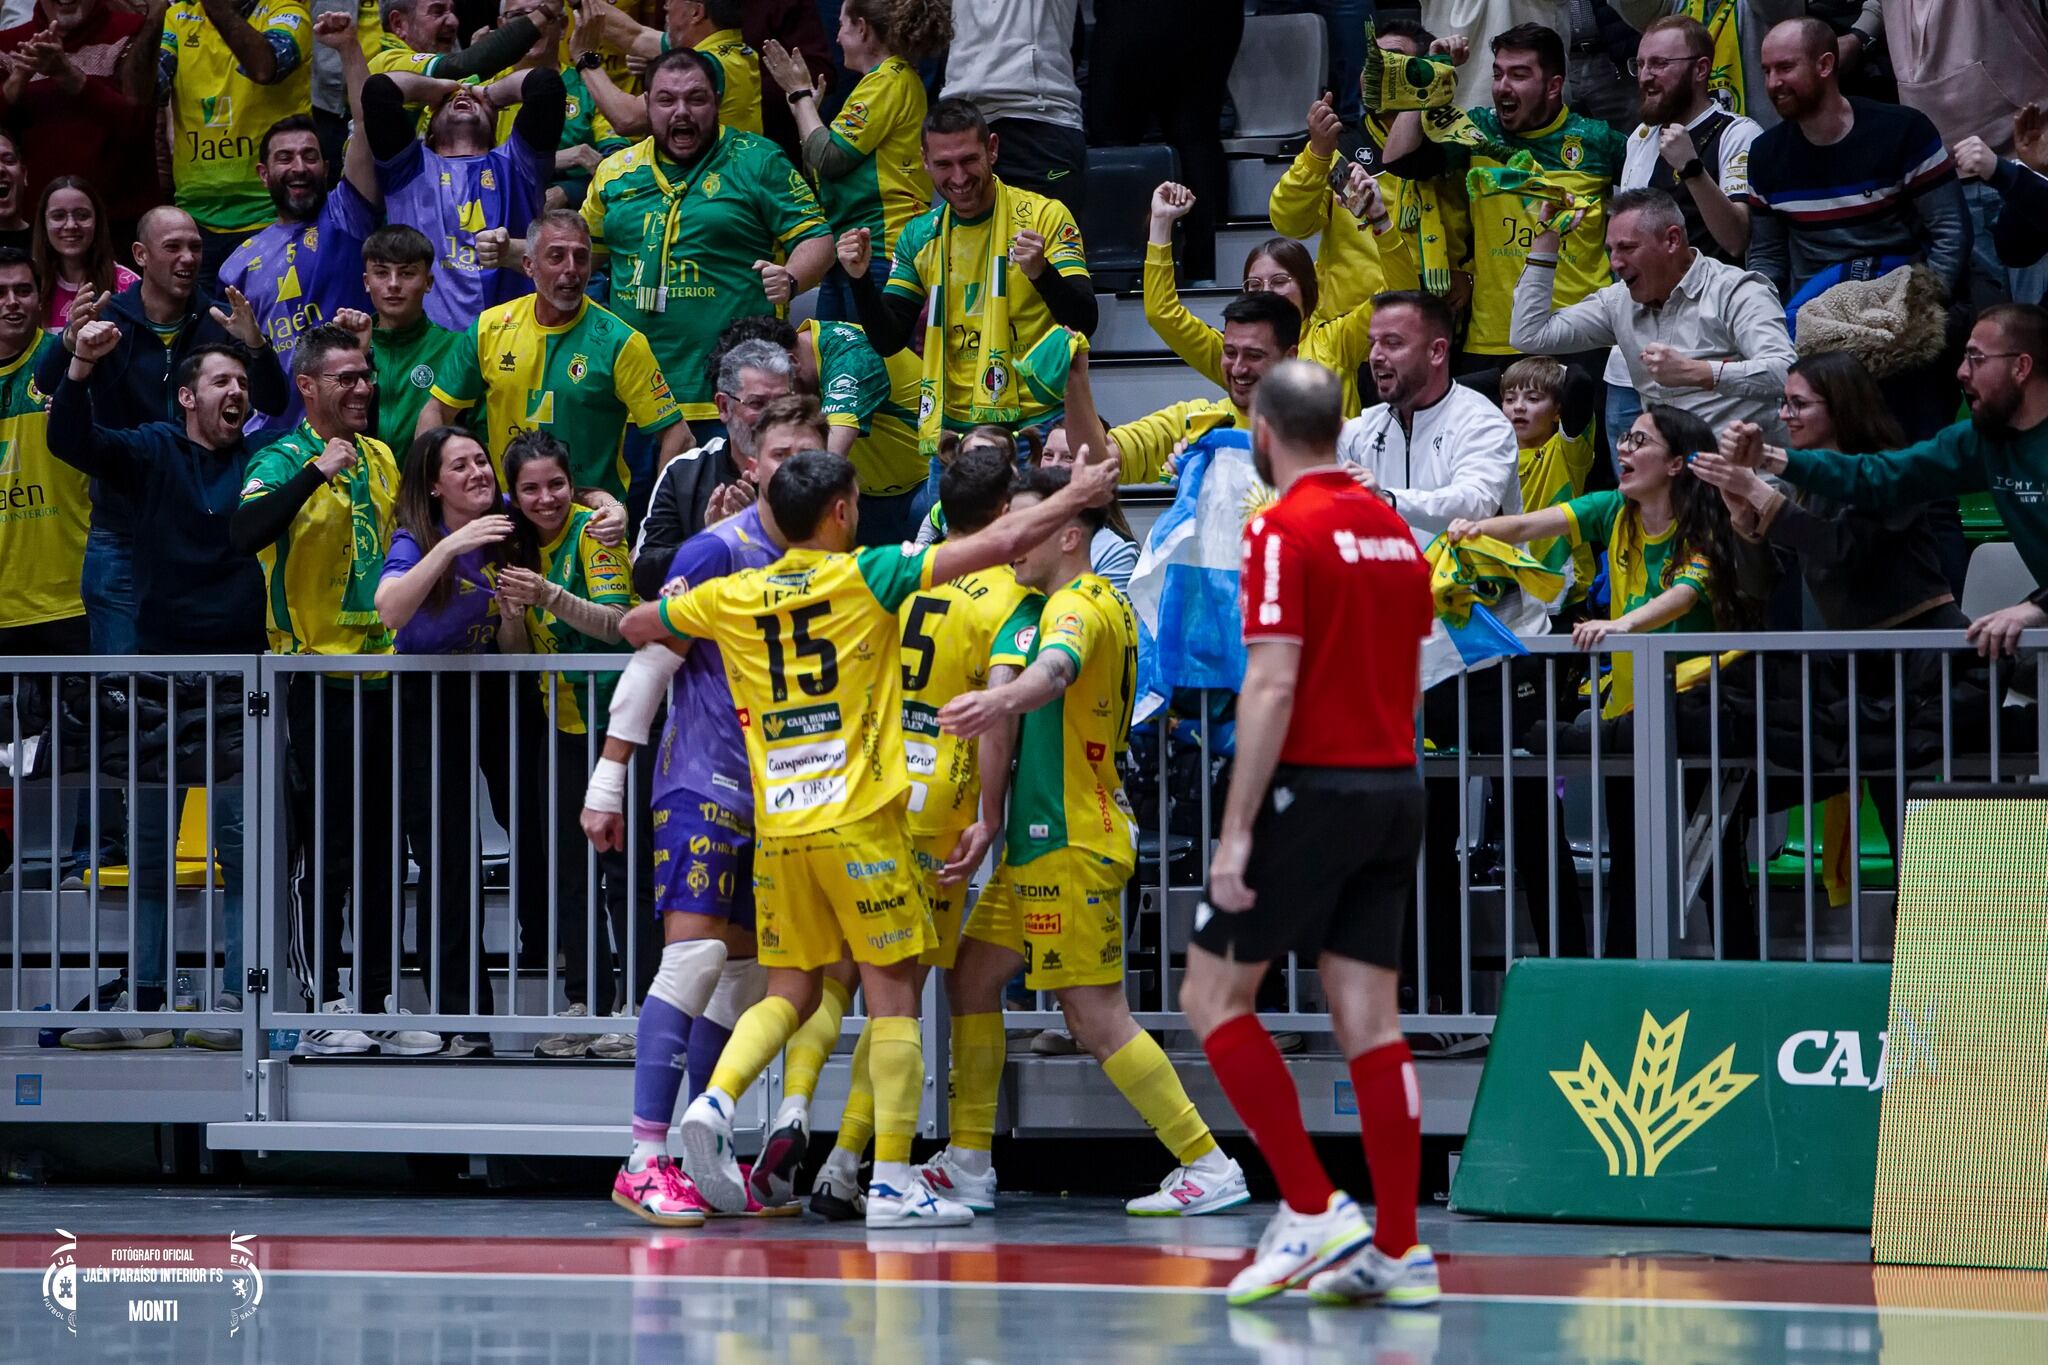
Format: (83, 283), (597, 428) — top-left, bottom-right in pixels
(1694, 349), (1957, 632)
(494, 430), (646, 1058)
(376, 426), (544, 1056)
(1143, 178), (1392, 417)
(1449, 404), (1758, 958)
(31, 177), (136, 329)
(760, 0), (954, 320)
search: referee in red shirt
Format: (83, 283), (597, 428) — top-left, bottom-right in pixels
(1180, 359), (1439, 1311)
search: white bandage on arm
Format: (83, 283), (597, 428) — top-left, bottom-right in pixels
(704, 956), (768, 1030)
(605, 643), (684, 746)
(650, 938), (728, 1016)
(584, 757), (629, 814)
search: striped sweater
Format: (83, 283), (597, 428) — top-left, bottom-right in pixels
(1742, 96), (1970, 300)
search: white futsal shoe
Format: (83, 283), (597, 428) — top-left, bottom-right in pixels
(1225, 1193), (1374, 1305)
(1127, 1148), (1251, 1216)
(677, 1090), (749, 1213)
(866, 1165), (974, 1230)
(914, 1147), (997, 1213)
(1307, 1242), (1442, 1308)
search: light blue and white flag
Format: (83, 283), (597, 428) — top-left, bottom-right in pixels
(1126, 427), (1275, 722)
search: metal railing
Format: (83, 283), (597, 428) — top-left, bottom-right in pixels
(3, 631), (2039, 1138)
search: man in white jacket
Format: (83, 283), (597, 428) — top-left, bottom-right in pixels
(1338, 290), (1584, 1022)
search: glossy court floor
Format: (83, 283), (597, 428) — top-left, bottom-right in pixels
(2, 1186), (2044, 1364)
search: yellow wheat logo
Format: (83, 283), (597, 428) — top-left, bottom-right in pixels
(1551, 1010), (1756, 1177)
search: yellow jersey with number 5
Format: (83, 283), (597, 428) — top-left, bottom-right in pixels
(898, 565), (1034, 837)
(661, 542), (935, 838)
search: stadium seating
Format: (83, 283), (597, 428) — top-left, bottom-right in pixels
(1221, 14), (1326, 155)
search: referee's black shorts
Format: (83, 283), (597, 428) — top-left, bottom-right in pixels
(1191, 765), (1424, 970)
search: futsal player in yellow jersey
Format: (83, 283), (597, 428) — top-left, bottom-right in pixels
(605, 446), (1118, 1228)
(934, 466), (1250, 1219)
(801, 445), (1034, 1218)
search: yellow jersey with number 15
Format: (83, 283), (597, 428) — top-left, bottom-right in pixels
(898, 565), (1033, 837)
(661, 542), (937, 839)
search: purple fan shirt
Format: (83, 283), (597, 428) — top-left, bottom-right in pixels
(219, 178), (377, 442)
(381, 525), (501, 655)
(377, 135), (549, 332)
(652, 503), (780, 818)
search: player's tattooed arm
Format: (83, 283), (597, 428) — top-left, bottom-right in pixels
(937, 649), (1076, 740)
(943, 663), (1023, 882)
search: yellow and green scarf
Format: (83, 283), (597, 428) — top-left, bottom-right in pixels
(1366, 112), (1455, 296)
(1468, 159), (1592, 236)
(1425, 533), (1566, 625)
(308, 422), (386, 629)
(1358, 24), (1460, 112)
(634, 135), (733, 314)
(1687, 0), (1748, 118)
(918, 179), (1018, 457)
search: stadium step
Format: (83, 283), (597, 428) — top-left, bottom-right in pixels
(1090, 288), (1238, 357)
(1214, 221), (1320, 277)
(1088, 354), (1229, 427)
(1226, 154), (1290, 222)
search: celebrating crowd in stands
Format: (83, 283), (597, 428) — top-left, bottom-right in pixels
(2, 1), (2046, 1072)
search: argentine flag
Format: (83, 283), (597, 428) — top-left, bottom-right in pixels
(1126, 427), (1275, 722)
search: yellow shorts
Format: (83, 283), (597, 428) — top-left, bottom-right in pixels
(752, 802), (934, 971)
(910, 828), (970, 969)
(964, 847), (1131, 991)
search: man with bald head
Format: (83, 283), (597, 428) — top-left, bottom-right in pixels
(35, 205), (289, 653)
(1743, 17), (1970, 318)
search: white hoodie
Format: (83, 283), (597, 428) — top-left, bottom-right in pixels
(1338, 380), (1551, 687)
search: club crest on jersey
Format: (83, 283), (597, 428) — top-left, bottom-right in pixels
(701, 172), (722, 198)
(1560, 135), (1584, 169)
(1015, 625), (1036, 652)
(301, 226), (319, 251)
(980, 361), (1009, 400)
(480, 168), (497, 191)
(409, 364), (434, 390)
(567, 354), (588, 384)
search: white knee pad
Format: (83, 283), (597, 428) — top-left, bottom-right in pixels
(703, 956), (768, 1030)
(650, 938), (727, 1017)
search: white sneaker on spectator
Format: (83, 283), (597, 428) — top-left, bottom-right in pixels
(535, 1003), (592, 1058)
(1127, 1148), (1251, 1217)
(365, 997), (441, 1056)
(181, 992), (243, 1051)
(60, 992), (174, 1051)
(589, 1032), (634, 1059)
(298, 999), (377, 1056)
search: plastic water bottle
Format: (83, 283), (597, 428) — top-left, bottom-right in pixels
(174, 970), (198, 1012)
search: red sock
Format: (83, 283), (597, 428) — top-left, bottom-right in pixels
(1203, 1013), (1335, 1215)
(1350, 1040), (1420, 1255)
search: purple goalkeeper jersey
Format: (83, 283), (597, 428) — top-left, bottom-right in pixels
(651, 503), (780, 817)
(377, 135), (549, 332)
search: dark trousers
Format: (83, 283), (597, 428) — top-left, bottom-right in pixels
(1414, 659), (1587, 1014)
(1088, 0), (1244, 281)
(987, 117), (1089, 215)
(399, 671), (552, 1023)
(286, 675), (398, 1007)
(544, 725), (659, 1015)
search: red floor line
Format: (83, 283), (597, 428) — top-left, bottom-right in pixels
(13, 1232), (2039, 1311)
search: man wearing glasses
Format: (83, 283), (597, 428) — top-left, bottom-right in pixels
(1600, 14), (1763, 461)
(1711, 303), (2048, 657)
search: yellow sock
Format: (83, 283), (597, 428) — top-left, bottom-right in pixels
(949, 1012), (1005, 1152)
(867, 1015), (923, 1165)
(1103, 1031), (1218, 1165)
(782, 977), (849, 1104)
(833, 1021), (875, 1156)
(707, 996), (801, 1101)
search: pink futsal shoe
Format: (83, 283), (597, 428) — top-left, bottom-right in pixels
(612, 1156), (710, 1227)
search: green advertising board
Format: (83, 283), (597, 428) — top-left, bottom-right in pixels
(1450, 959), (1892, 1230)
